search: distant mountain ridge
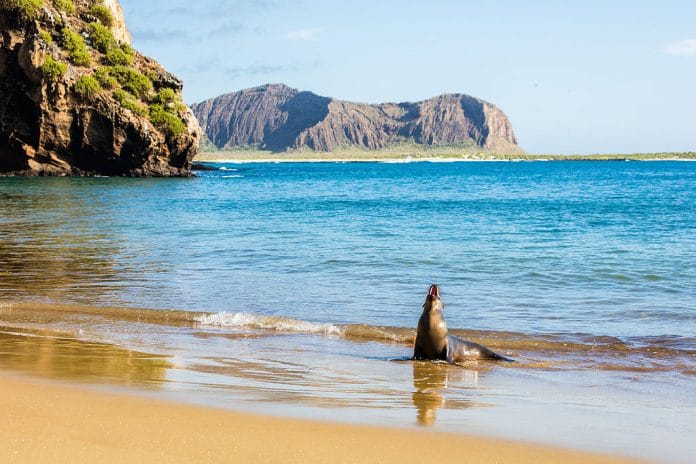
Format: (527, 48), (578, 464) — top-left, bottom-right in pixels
(191, 84), (521, 153)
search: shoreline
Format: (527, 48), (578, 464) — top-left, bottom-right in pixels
(196, 157), (499, 163)
(192, 153), (696, 164)
(2, 302), (693, 462)
(0, 372), (641, 464)
(195, 157), (696, 164)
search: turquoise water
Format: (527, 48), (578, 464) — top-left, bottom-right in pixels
(1, 161), (694, 337)
(1, 161), (695, 462)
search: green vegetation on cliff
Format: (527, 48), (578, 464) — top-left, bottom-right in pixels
(89, 4), (114, 26)
(153, 88), (177, 105)
(53, 0), (74, 14)
(40, 56), (67, 83)
(94, 66), (117, 89)
(112, 89), (147, 116)
(106, 66), (152, 98)
(149, 104), (186, 137)
(69, 13), (187, 135)
(73, 75), (101, 100)
(0, 0), (43, 19)
(39, 30), (52, 44)
(87, 21), (116, 53)
(105, 44), (134, 66)
(61, 28), (91, 66)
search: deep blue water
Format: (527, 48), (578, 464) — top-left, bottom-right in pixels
(1, 161), (695, 339)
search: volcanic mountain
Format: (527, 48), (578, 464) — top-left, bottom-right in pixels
(191, 83), (520, 153)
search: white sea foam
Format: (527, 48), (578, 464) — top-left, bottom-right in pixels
(379, 158), (414, 164)
(195, 312), (343, 336)
(0, 329), (60, 339)
(218, 167), (238, 171)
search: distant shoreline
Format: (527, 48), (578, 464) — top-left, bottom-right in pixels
(194, 151), (696, 164)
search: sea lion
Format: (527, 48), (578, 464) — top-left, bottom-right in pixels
(413, 284), (513, 363)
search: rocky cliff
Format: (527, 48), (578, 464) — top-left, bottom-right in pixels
(192, 84), (520, 153)
(0, 0), (199, 176)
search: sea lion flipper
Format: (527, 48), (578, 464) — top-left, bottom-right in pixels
(447, 335), (515, 363)
(472, 340), (514, 362)
(444, 340), (454, 363)
(413, 343), (425, 360)
(487, 349), (515, 363)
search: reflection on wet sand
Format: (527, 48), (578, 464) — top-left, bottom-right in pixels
(0, 328), (170, 386)
(412, 361), (488, 425)
(185, 356), (408, 409)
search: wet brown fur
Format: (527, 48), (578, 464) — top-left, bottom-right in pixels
(413, 285), (513, 363)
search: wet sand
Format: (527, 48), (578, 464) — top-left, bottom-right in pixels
(1, 303), (692, 462)
(0, 373), (641, 464)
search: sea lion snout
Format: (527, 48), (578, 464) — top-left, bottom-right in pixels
(428, 284), (439, 298)
(423, 285), (443, 313)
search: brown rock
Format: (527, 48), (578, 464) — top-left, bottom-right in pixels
(101, 0), (131, 45)
(191, 83), (520, 153)
(0, 0), (199, 176)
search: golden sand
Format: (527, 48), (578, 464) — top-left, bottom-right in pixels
(0, 373), (642, 464)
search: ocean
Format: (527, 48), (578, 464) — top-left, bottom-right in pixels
(1, 161), (694, 462)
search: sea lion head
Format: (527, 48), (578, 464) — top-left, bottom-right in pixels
(423, 284), (443, 313)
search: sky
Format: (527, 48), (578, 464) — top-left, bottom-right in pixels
(120, 0), (696, 154)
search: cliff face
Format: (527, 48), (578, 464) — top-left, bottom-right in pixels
(101, 0), (130, 44)
(0, 0), (199, 176)
(192, 84), (520, 153)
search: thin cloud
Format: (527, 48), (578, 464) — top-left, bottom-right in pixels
(123, 1), (280, 20)
(286, 27), (323, 41)
(223, 64), (286, 79)
(177, 57), (289, 76)
(130, 27), (191, 42)
(663, 38), (696, 57)
(130, 22), (244, 43)
(123, 0), (275, 43)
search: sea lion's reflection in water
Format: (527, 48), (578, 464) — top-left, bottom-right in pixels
(412, 361), (485, 425)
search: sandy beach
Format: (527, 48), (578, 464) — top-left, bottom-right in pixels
(0, 373), (642, 464)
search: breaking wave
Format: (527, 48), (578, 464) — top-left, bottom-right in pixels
(195, 311), (343, 336)
(3, 303), (695, 375)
